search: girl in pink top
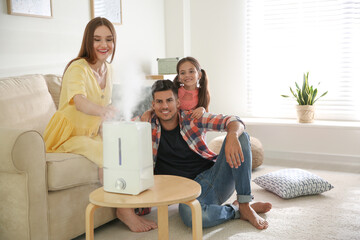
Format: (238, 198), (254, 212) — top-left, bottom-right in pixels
(173, 56), (210, 118)
(141, 56), (210, 120)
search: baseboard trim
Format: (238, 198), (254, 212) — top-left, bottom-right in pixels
(264, 150), (360, 173)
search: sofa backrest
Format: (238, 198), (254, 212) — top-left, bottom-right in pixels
(0, 74), (57, 135)
(43, 74), (62, 109)
(0, 73), (153, 135)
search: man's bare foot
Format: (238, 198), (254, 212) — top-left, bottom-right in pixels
(116, 208), (158, 232)
(250, 202), (272, 214)
(232, 200), (272, 214)
(233, 201), (270, 230)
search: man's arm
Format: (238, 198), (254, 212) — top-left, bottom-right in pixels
(193, 112), (244, 132)
(189, 111), (246, 168)
(225, 121), (245, 169)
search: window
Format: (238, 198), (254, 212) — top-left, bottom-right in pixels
(245, 0), (360, 121)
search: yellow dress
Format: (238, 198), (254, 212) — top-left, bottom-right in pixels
(44, 59), (112, 167)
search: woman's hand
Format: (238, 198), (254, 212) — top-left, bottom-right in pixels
(191, 107), (205, 119)
(100, 105), (117, 121)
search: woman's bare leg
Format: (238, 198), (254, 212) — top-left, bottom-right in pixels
(98, 167), (104, 185)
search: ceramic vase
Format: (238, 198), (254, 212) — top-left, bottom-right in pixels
(296, 105), (315, 123)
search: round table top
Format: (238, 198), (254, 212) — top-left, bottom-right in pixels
(89, 175), (201, 208)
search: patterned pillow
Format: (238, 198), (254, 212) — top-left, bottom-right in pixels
(253, 168), (334, 199)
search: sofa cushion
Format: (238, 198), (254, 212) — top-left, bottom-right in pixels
(46, 153), (99, 191)
(44, 74), (62, 109)
(0, 74), (57, 135)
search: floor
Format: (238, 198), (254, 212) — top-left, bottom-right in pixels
(73, 164), (360, 240)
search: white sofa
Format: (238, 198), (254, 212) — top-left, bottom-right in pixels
(0, 74), (116, 240)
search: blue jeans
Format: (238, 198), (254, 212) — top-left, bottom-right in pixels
(178, 132), (253, 228)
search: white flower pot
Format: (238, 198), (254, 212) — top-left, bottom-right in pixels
(296, 105), (315, 123)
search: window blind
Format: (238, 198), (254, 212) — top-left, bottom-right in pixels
(245, 0), (360, 121)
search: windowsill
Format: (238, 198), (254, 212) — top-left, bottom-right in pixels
(242, 117), (360, 129)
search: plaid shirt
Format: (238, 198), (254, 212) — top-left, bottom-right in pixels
(149, 110), (244, 163)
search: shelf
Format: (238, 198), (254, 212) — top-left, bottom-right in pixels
(146, 74), (176, 81)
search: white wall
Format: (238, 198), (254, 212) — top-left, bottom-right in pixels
(0, 0), (166, 78)
(1, 0), (359, 172)
(164, 1), (360, 173)
(244, 119), (360, 173)
(190, 0), (247, 116)
(164, 0), (188, 58)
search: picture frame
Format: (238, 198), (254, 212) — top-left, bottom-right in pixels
(7, 0), (53, 18)
(91, 0), (122, 25)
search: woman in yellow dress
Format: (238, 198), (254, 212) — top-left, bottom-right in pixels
(44, 17), (117, 167)
(44, 17), (157, 233)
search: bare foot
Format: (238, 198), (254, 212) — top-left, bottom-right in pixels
(140, 216), (158, 229)
(233, 201), (269, 230)
(232, 201), (272, 214)
(250, 202), (272, 214)
(116, 208), (158, 232)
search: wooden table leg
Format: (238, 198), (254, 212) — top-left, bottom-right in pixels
(86, 203), (100, 240)
(157, 205), (169, 240)
(185, 200), (203, 240)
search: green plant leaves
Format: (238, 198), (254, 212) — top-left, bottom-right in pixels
(314, 90), (328, 104)
(281, 72), (328, 105)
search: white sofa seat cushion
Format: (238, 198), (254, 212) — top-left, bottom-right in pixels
(46, 153), (99, 191)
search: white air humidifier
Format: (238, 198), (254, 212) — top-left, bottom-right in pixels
(102, 121), (154, 195)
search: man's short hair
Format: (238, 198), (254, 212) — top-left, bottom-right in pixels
(151, 79), (178, 99)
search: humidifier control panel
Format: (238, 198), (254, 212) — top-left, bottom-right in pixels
(115, 178), (126, 190)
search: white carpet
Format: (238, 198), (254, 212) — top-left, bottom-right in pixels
(74, 165), (360, 240)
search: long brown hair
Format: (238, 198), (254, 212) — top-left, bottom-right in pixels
(63, 17), (117, 75)
(173, 57), (210, 110)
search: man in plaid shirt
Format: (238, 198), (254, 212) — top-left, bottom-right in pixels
(136, 79), (272, 231)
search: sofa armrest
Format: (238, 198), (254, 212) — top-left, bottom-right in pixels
(0, 128), (49, 240)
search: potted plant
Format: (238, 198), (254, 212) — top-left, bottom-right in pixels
(281, 72), (328, 123)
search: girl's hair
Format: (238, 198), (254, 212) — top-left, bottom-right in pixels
(63, 17), (117, 75)
(173, 57), (210, 110)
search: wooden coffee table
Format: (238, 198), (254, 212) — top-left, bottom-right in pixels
(85, 175), (202, 240)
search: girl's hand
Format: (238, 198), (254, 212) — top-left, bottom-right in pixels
(141, 109), (153, 122)
(191, 107), (205, 119)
